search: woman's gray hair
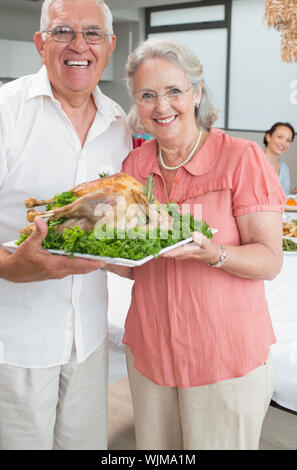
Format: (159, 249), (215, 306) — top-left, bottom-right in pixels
(125, 38), (218, 133)
(40, 0), (113, 41)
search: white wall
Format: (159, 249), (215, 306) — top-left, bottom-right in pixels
(0, 4), (40, 41)
(229, 0), (297, 132)
(99, 21), (141, 112)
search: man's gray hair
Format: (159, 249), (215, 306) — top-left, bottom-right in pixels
(40, 0), (114, 41)
(125, 38), (218, 133)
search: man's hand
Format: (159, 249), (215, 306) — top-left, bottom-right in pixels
(0, 217), (106, 283)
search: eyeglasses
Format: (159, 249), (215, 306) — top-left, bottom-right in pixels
(45, 25), (110, 44)
(134, 86), (193, 106)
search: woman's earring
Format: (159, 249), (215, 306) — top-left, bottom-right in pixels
(195, 102), (200, 112)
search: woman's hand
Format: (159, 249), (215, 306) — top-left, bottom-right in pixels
(162, 211), (284, 281)
(161, 232), (221, 265)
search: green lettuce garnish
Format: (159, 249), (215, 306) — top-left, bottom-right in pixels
(46, 191), (78, 211)
(16, 212), (213, 260)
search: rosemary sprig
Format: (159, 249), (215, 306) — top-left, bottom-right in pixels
(144, 174), (156, 204)
(98, 171), (110, 178)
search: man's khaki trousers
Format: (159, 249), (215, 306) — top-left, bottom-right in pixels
(126, 347), (274, 450)
(0, 337), (108, 450)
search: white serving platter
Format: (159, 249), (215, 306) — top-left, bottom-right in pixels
(2, 237), (194, 267)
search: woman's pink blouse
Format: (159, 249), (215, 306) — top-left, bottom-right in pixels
(121, 128), (286, 388)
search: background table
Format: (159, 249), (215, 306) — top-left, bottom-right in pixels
(264, 252), (297, 412)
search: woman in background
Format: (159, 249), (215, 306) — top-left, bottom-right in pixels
(263, 122), (295, 195)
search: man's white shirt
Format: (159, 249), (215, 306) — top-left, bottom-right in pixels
(0, 66), (132, 367)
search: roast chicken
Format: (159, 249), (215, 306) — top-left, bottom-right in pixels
(21, 172), (173, 236)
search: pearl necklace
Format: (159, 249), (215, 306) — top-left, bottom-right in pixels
(159, 128), (203, 171)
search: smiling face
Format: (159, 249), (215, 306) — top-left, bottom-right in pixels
(34, 0), (116, 102)
(133, 57), (200, 146)
(266, 125), (294, 156)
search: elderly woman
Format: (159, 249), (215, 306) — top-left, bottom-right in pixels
(121, 38), (286, 450)
(263, 122), (295, 195)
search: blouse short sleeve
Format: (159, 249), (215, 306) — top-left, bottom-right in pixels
(232, 142), (286, 217)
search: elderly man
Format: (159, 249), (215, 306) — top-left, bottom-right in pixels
(0, 0), (132, 450)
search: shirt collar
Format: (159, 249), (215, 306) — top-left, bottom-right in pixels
(138, 127), (224, 179)
(26, 66), (54, 101)
(138, 140), (163, 179)
(26, 65), (123, 121)
(184, 127), (224, 176)
(92, 85), (123, 120)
